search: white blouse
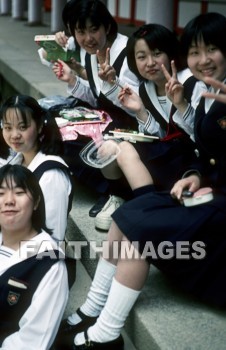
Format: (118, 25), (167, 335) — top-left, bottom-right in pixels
(0, 232), (69, 350)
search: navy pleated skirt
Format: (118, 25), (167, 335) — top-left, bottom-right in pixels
(112, 190), (226, 307)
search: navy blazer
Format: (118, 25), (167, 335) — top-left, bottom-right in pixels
(194, 96), (226, 190)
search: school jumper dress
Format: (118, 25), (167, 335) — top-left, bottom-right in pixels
(132, 73), (197, 190)
(112, 94), (226, 307)
(0, 232), (68, 349)
(65, 33), (139, 194)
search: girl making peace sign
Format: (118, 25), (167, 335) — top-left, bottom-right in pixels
(98, 23), (197, 201)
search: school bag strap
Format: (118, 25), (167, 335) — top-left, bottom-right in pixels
(33, 160), (74, 215)
(139, 82), (168, 131)
(139, 76), (198, 140)
(33, 160), (76, 289)
(183, 75), (198, 101)
(85, 48), (127, 99)
(111, 47), (127, 76)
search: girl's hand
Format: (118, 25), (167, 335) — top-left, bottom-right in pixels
(52, 59), (76, 85)
(68, 58), (87, 80)
(97, 140), (120, 159)
(170, 174), (201, 200)
(162, 61), (188, 112)
(118, 87), (143, 112)
(97, 48), (116, 83)
(55, 31), (69, 47)
(202, 77), (226, 103)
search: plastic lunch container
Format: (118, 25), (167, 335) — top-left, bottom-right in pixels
(79, 138), (121, 168)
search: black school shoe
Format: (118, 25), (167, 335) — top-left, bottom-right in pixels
(89, 195), (109, 217)
(73, 330), (124, 350)
(53, 309), (98, 350)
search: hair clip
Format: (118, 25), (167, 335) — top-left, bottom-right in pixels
(140, 30), (147, 37)
(133, 26), (148, 38)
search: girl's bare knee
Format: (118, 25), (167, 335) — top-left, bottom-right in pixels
(117, 141), (140, 167)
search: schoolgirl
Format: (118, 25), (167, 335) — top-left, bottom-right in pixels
(52, 0), (139, 130)
(111, 23), (198, 191)
(94, 23), (198, 231)
(51, 0), (141, 219)
(0, 95), (73, 242)
(61, 13), (226, 349)
(0, 164), (68, 350)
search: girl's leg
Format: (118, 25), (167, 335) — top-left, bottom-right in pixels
(74, 235), (150, 345)
(68, 221), (123, 326)
(99, 140), (123, 180)
(101, 141), (153, 191)
(101, 159), (123, 180)
(117, 141), (153, 190)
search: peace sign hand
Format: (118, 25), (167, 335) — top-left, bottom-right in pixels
(162, 60), (188, 113)
(97, 47), (116, 84)
(202, 77), (226, 104)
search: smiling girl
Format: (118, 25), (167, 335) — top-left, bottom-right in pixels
(177, 12), (226, 131)
(51, 0), (141, 225)
(62, 14), (226, 350)
(0, 95), (73, 242)
(52, 0), (139, 130)
(95, 24), (197, 212)
(0, 164), (68, 350)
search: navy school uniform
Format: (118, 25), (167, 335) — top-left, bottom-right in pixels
(112, 94), (226, 307)
(132, 76), (197, 190)
(0, 253), (59, 344)
(64, 41), (138, 193)
(0, 232), (68, 349)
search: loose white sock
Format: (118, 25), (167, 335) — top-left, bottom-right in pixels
(77, 277), (141, 344)
(69, 258), (116, 326)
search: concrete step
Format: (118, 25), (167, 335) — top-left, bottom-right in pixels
(66, 180), (226, 350)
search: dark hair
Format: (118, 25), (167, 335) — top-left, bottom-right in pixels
(127, 23), (181, 81)
(0, 164), (51, 234)
(61, 0), (86, 55)
(68, 0), (118, 44)
(62, 0), (86, 29)
(62, 0), (76, 29)
(0, 129), (10, 160)
(180, 12), (226, 58)
(0, 95), (64, 156)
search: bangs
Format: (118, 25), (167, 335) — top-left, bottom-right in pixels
(2, 106), (31, 127)
(0, 171), (28, 193)
(133, 24), (179, 59)
(181, 13), (226, 56)
(75, 14), (101, 31)
(191, 27), (218, 48)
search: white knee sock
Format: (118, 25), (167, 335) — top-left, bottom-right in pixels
(68, 258), (116, 325)
(74, 277), (141, 344)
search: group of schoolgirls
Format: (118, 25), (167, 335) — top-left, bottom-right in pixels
(1, 0), (226, 348)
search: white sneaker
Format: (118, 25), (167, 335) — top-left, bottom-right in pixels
(95, 195), (125, 231)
